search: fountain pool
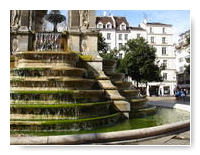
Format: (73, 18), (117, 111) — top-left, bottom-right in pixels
(10, 106), (189, 137)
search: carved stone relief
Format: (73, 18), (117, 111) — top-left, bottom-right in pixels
(79, 10), (89, 32)
(81, 35), (88, 52)
(11, 35), (19, 53)
(10, 10), (21, 32)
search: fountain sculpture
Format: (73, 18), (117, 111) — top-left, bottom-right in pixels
(10, 10), (156, 133)
(10, 11), (189, 144)
(10, 10), (123, 132)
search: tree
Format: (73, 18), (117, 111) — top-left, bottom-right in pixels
(118, 37), (163, 88)
(100, 48), (119, 61)
(97, 33), (109, 53)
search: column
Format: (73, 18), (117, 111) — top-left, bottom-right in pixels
(146, 84), (150, 96)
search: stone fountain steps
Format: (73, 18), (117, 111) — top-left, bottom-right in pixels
(10, 89), (108, 103)
(15, 51), (79, 68)
(119, 90), (140, 99)
(10, 114), (74, 120)
(15, 51), (79, 59)
(10, 100), (110, 105)
(112, 81), (132, 90)
(10, 51), (125, 133)
(129, 98), (149, 109)
(10, 67), (86, 77)
(10, 78), (97, 90)
(102, 60), (158, 118)
(10, 76), (91, 81)
(10, 113), (122, 131)
(129, 105), (157, 118)
(104, 73), (125, 81)
(10, 101), (112, 118)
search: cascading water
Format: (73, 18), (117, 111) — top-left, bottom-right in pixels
(34, 33), (61, 51)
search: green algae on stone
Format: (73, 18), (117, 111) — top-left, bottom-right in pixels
(10, 101), (112, 109)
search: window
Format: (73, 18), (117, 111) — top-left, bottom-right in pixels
(106, 23), (112, 29)
(162, 37), (166, 44)
(163, 60), (167, 68)
(150, 27), (153, 33)
(119, 34), (122, 40)
(119, 53), (123, 59)
(151, 36), (154, 43)
(124, 34), (128, 40)
(163, 73), (168, 80)
(120, 24), (126, 30)
(162, 28), (166, 33)
(179, 66), (184, 72)
(179, 57), (184, 62)
(118, 43), (123, 49)
(162, 47), (167, 55)
(163, 86), (170, 95)
(107, 33), (111, 40)
(137, 34), (141, 38)
(97, 23), (103, 28)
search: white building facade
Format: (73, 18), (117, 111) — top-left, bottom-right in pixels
(96, 15), (147, 58)
(175, 30), (190, 93)
(140, 20), (177, 96)
(96, 15), (177, 96)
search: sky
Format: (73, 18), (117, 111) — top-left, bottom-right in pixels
(96, 10), (190, 43)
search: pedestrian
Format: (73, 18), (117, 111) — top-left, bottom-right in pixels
(175, 89), (180, 100)
(183, 89), (187, 96)
(180, 89), (186, 101)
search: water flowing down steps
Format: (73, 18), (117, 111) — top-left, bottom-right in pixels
(10, 51), (124, 133)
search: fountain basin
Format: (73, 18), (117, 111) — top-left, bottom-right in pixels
(10, 104), (190, 145)
(11, 112), (122, 132)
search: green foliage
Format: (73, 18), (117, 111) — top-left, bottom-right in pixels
(97, 33), (109, 53)
(118, 37), (163, 86)
(185, 56), (190, 74)
(100, 48), (119, 61)
(186, 35), (190, 45)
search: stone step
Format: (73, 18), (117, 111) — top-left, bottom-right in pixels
(10, 113), (122, 131)
(98, 80), (117, 90)
(105, 90), (125, 100)
(10, 67), (86, 77)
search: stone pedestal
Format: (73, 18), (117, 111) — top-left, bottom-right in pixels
(67, 31), (81, 52)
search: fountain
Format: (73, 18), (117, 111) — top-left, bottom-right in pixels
(10, 10), (122, 134)
(102, 60), (157, 118)
(10, 10), (190, 145)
